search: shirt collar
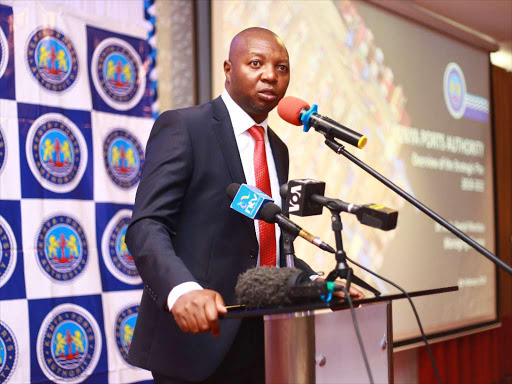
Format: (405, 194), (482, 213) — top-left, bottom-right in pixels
(221, 89), (268, 137)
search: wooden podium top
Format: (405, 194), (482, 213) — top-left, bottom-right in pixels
(222, 285), (458, 319)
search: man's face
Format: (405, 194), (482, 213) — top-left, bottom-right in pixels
(225, 32), (290, 123)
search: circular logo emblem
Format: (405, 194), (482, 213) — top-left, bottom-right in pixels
(114, 304), (139, 363)
(0, 125), (6, 176)
(26, 113), (88, 193)
(443, 62), (466, 119)
(0, 215), (17, 289)
(91, 37), (146, 110)
(36, 304), (101, 383)
(0, 321), (18, 383)
(101, 209), (141, 285)
(103, 129), (144, 189)
(26, 27), (79, 93)
(35, 214), (88, 283)
(0, 26), (8, 80)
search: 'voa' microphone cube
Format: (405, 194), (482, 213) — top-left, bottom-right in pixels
(285, 179), (325, 217)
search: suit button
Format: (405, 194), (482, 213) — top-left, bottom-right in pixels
(249, 249), (257, 259)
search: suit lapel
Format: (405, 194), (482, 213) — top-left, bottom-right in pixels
(211, 97), (247, 186)
(211, 97), (256, 241)
(268, 127), (289, 187)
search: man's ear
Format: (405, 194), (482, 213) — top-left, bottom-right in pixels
(224, 60), (232, 84)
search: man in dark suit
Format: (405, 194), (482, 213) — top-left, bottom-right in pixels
(126, 27), (361, 384)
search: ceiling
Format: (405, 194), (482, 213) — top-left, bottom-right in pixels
(410, 0), (512, 70)
(411, 0), (512, 44)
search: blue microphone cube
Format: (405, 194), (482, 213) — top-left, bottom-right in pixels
(230, 184), (273, 219)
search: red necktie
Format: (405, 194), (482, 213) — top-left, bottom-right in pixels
(248, 125), (277, 267)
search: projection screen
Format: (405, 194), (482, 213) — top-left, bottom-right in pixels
(211, 0), (496, 343)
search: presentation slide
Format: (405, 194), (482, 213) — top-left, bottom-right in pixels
(212, 0), (496, 342)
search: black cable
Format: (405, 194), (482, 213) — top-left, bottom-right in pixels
(345, 256), (443, 384)
(343, 286), (374, 384)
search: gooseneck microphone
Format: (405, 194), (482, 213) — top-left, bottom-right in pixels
(226, 183), (335, 253)
(235, 267), (343, 308)
(277, 96), (367, 149)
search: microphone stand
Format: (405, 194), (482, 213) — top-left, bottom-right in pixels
(281, 196), (296, 268)
(322, 133), (512, 275)
(326, 205), (381, 297)
(282, 231), (297, 268)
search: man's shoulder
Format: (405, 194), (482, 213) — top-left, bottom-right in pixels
(156, 97), (227, 127)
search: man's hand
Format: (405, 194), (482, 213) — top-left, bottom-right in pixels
(316, 278), (365, 300)
(337, 281), (365, 300)
(171, 289), (227, 337)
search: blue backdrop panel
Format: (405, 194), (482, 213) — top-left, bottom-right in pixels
(17, 103), (94, 200)
(28, 295), (108, 383)
(87, 26), (153, 118)
(0, 200), (25, 301)
(95, 203), (143, 292)
(0, 2), (153, 382)
(0, 5), (15, 100)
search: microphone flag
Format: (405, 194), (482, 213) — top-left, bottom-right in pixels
(230, 183), (273, 219)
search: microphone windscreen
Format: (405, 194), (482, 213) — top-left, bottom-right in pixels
(279, 183), (289, 199)
(277, 96), (310, 126)
(226, 183), (241, 201)
(236, 267), (302, 308)
(257, 202), (282, 223)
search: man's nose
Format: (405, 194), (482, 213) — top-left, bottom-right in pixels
(261, 64), (277, 83)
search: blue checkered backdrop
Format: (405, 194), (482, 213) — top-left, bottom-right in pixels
(0, 1), (156, 382)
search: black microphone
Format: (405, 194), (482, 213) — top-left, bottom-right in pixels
(355, 204), (399, 231)
(286, 269), (342, 301)
(281, 179), (398, 231)
(226, 183), (335, 253)
(235, 267), (343, 308)
(280, 179), (326, 217)
(278, 96), (367, 149)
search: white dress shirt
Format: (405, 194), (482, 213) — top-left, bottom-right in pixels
(166, 90), (283, 310)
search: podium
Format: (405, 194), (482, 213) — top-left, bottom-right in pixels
(224, 286), (457, 384)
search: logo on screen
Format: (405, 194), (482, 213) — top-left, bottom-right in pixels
(101, 209), (141, 285)
(91, 37), (146, 111)
(36, 214), (89, 283)
(443, 62), (467, 119)
(25, 113), (88, 193)
(0, 321), (18, 382)
(103, 129), (144, 189)
(0, 125), (6, 176)
(36, 304), (101, 383)
(0, 26), (8, 80)
(26, 27), (79, 93)
(0, 215), (17, 290)
(114, 304), (139, 363)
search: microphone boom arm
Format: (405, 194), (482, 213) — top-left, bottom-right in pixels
(321, 133), (512, 275)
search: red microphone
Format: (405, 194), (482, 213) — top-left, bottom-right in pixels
(277, 96), (310, 126)
(277, 96), (367, 149)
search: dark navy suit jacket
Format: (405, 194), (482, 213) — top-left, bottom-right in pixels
(125, 97), (314, 381)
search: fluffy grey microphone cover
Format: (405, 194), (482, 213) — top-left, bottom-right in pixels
(235, 267), (301, 308)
